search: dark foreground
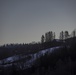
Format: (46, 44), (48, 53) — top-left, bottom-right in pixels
(0, 37), (76, 75)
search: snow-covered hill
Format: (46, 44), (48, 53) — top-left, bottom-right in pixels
(0, 46), (62, 69)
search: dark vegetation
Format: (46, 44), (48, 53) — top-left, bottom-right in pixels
(0, 37), (76, 75)
(0, 39), (63, 60)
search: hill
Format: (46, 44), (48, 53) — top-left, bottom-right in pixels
(0, 37), (76, 75)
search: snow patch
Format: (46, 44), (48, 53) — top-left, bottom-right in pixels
(0, 46), (62, 69)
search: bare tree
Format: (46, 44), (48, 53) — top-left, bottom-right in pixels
(45, 33), (48, 42)
(64, 31), (69, 39)
(53, 32), (56, 39)
(59, 31), (64, 40)
(41, 35), (45, 43)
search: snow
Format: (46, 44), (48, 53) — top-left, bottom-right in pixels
(24, 46), (62, 69)
(0, 46), (62, 69)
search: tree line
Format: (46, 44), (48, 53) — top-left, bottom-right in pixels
(41, 29), (76, 43)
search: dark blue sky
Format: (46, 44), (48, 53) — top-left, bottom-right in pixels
(0, 0), (76, 45)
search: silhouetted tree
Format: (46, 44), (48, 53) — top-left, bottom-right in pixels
(45, 31), (53, 42)
(65, 31), (69, 39)
(73, 30), (75, 37)
(59, 31), (64, 40)
(41, 35), (45, 43)
(53, 32), (56, 39)
(50, 31), (53, 41)
(45, 32), (48, 42)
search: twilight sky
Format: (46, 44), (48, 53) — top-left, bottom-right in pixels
(0, 0), (76, 45)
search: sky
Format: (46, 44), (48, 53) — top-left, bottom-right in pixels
(0, 0), (76, 45)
